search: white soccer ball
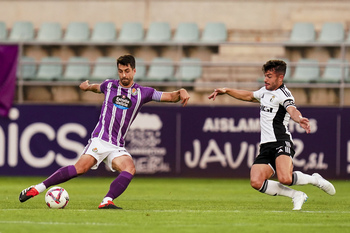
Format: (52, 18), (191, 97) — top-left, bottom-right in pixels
(45, 186), (69, 209)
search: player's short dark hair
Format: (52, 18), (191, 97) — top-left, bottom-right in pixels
(117, 54), (136, 69)
(262, 60), (287, 76)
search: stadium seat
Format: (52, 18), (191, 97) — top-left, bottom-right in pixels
(36, 22), (62, 41)
(317, 22), (344, 43)
(17, 56), (36, 80)
(63, 22), (90, 42)
(173, 22), (199, 43)
(0, 21), (7, 40)
(289, 59), (320, 83)
(318, 58), (349, 83)
(36, 57), (63, 80)
(63, 57), (90, 81)
(9, 21), (34, 41)
(134, 58), (147, 81)
(175, 58), (202, 82)
(118, 22), (144, 42)
(287, 22), (316, 43)
(147, 57), (174, 81)
(90, 22), (117, 42)
(201, 22), (227, 43)
(145, 22), (171, 42)
(91, 57), (117, 80)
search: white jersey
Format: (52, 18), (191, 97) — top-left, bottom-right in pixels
(253, 84), (296, 144)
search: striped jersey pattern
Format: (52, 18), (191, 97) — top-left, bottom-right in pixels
(253, 84), (296, 144)
(91, 80), (160, 147)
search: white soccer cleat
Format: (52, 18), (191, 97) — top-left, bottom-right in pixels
(312, 173), (336, 196)
(292, 191), (308, 210)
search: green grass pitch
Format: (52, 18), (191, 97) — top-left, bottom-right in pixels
(1, 176), (349, 233)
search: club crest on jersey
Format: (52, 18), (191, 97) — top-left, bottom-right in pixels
(131, 88), (138, 96)
(92, 147), (98, 153)
(270, 95), (275, 102)
(113, 95), (132, 110)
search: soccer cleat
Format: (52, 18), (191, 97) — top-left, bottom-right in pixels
(19, 186), (39, 203)
(98, 200), (122, 209)
(312, 173), (336, 195)
(292, 191), (308, 210)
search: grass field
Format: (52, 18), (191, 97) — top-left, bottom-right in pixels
(0, 176), (349, 233)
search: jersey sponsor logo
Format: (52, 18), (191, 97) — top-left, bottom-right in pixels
(260, 104), (273, 113)
(113, 95), (132, 110)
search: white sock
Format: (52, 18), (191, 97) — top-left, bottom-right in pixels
(260, 180), (296, 198)
(292, 171), (317, 186)
(34, 183), (47, 193)
(101, 197), (113, 204)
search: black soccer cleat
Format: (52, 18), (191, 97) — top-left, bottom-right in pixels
(19, 186), (39, 203)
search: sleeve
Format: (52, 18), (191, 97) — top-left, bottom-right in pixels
(253, 87), (264, 102)
(281, 90), (296, 109)
(152, 90), (163, 102)
(99, 80), (109, 94)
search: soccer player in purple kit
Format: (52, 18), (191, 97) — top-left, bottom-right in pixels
(19, 54), (190, 209)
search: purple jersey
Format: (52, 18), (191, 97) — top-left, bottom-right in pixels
(91, 80), (161, 147)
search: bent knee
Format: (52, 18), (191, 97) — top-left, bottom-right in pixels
(278, 176), (293, 186)
(250, 178), (265, 190)
(125, 166), (136, 176)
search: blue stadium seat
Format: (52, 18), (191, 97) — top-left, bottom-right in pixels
(287, 22), (315, 43)
(201, 22), (227, 43)
(91, 57), (117, 80)
(173, 23), (199, 43)
(134, 58), (147, 81)
(9, 21), (34, 41)
(145, 22), (171, 42)
(317, 22), (344, 43)
(289, 59), (320, 83)
(118, 22), (144, 42)
(0, 21), (7, 40)
(36, 22), (62, 41)
(36, 57), (63, 80)
(91, 22), (117, 42)
(63, 22), (90, 42)
(147, 57), (174, 81)
(17, 56), (36, 80)
(63, 57), (90, 81)
(318, 58), (349, 83)
(176, 58), (202, 82)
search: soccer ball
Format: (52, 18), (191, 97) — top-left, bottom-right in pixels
(45, 187), (69, 209)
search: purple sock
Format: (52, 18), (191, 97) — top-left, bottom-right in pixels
(105, 171), (134, 200)
(43, 165), (78, 188)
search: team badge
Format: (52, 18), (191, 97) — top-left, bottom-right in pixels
(92, 147), (98, 153)
(131, 88), (138, 96)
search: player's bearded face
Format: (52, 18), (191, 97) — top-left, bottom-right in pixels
(118, 64), (135, 87)
(264, 70), (282, 91)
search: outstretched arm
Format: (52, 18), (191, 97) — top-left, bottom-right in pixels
(79, 80), (101, 93)
(208, 87), (258, 102)
(287, 106), (311, 134)
(160, 88), (190, 107)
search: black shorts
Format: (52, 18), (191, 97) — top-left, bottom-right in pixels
(253, 140), (295, 172)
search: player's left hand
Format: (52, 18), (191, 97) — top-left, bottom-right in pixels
(208, 88), (227, 101)
(299, 117), (311, 134)
(179, 89), (190, 107)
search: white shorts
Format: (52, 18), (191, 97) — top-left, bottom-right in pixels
(82, 138), (131, 172)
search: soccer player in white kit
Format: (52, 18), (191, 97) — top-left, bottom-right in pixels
(208, 60), (335, 210)
(19, 54), (190, 209)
